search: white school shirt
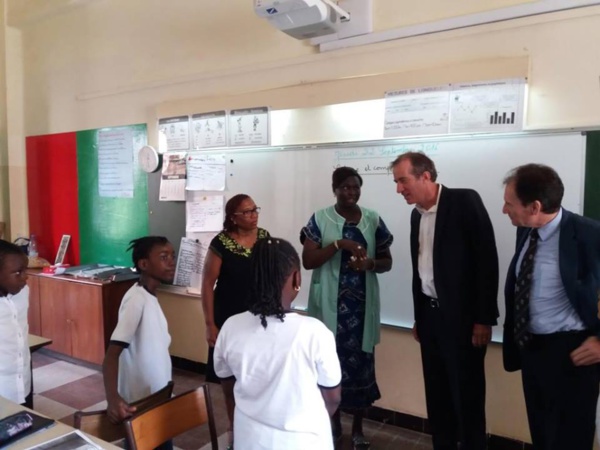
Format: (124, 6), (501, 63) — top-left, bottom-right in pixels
(214, 311), (341, 450)
(416, 184), (442, 299)
(0, 286), (31, 403)
(109, 284), (172, 403)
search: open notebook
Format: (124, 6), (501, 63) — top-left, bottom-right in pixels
(0, 411), (55, 448)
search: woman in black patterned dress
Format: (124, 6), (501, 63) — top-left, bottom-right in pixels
(202, 194), (269, 449)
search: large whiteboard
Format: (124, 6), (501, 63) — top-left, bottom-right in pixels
(188, 132), (586, 340)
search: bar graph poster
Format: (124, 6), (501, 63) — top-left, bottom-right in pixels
(449, 78), (525, 133)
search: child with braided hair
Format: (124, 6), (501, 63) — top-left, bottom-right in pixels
(103, 236), (175, 437)
(214, 237), (341, 450)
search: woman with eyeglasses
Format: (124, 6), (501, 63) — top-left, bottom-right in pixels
(202, 194), (269, 447)
(300, 166), (393, 450)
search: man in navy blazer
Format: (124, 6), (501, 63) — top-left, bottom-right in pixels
(502, 163), (600, 450)
(391, 152), (499, 450)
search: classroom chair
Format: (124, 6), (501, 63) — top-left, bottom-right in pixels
(73, 381), (175, 444)
(124, 385), (218, 450)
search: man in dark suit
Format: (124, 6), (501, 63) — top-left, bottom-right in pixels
(391, 152), (499, 450)
(502, 163), (600, 450)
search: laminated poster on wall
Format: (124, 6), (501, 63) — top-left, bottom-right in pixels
(383, 84), (451, 138)
(192, 110), (228, 148)
(228, 107), (270, 147)
(186, 153), (226, 191)
(186, 195), (224, 233)
(159, 152), (187, 201)
(448, 78), (526, 133)
(97, 128), (135, 198)
(159, 115), (190, 151)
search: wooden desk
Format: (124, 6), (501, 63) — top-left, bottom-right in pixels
(0, 397), (120, 450)
(27, 272), (136, 365)
(28, 334), (52, 353)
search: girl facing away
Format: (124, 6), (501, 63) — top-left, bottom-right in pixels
(214, 237), (341, 450)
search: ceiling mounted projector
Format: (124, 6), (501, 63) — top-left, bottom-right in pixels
(254, 0), (350, 40)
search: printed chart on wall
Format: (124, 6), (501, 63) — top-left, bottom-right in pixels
(384, 85), (450, 137)
(228, 107), (270, 146)
(159, 116), (190, 151)
(449, 78), (526, 133)
(192, 111), (228, 149)
(384, 78), (526, 138)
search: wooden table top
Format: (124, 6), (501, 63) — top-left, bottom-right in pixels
(28, 334), (53, 353)
(0, 396), (120, 450)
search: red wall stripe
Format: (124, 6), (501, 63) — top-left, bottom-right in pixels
(26, 133), (80, 265)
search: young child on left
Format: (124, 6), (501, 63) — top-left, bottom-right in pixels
(0, 240), (32, 407)
(102, 236), (176, 429)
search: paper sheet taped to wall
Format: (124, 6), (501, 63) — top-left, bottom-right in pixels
(186, 195), (224, 232)
(186, 154), (226, 191)
(174, 237), (204, 287)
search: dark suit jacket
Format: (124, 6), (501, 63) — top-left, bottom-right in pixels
(503, 209), (600, 372)
(410, 186), (499, 338)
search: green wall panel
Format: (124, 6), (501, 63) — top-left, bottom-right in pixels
(77, 125), (149, 266)
(584, 131), (600, 221)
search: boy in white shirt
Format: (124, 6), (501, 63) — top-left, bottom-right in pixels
(102, 236), (175, 426)
(0, 240), (31, 407)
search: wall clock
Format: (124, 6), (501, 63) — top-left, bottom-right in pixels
(138, 145), (161, 173)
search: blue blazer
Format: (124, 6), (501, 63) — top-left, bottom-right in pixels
(503, 209), (600, 372)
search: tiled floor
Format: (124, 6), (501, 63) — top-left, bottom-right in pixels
(31, 351), (432, 449)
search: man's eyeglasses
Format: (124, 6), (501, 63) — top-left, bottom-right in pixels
(233, 207), (261, 217)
